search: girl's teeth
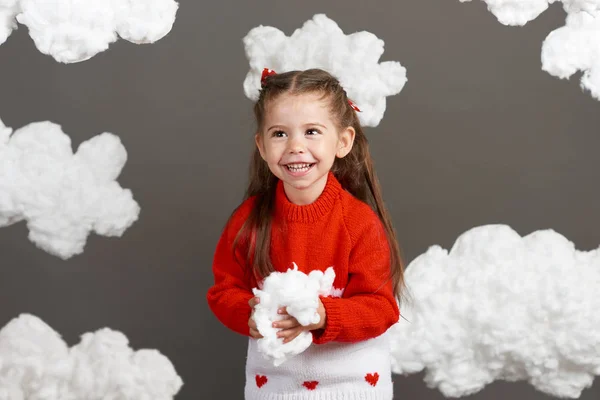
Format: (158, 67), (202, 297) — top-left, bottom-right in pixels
(287, 163), (312, 172)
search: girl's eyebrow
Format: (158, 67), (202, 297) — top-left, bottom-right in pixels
(267, 123), (327, 131)
(266, 125), (286, 131)
(304, 123), (327, 129)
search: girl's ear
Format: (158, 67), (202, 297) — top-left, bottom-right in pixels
(255, 133), (266, 160)
(336, 126), (356, 158)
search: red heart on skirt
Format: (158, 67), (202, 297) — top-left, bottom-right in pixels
(255, 375), (268, 388)
(365, 372), (379, 386)
(303, 381), (319, 390)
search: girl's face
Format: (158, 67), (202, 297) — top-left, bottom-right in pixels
(255, 92), (355, 205)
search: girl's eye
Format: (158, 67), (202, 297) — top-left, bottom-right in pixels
(272, 130), (286, 137)
(306, 129), (320, 135)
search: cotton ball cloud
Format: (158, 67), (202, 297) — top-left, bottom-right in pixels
(459, 0), (600, 100)
(0, 117), (140, 259)
(458, 0), (600, 26)
(458, 0), (552, 26)
(0, 313), (183, 399)
(0, 0), (19, 45)
(0, 312), (71, 399)
(390, 224), (600, 398)
(542, 10), (600, 100)
(0, 0), (178, 63)
(69, 329), (183, 398)
(242, 13), (407, 128)
(252, 263), (337, 366)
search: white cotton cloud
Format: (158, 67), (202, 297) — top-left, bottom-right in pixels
(252, 263), (336, 366)
(459, 0), (600, 100)
(459, 0), (551, 26)
(0, 313), (183, 399)
(542, 10), (600, 100)
(0, 0), (179, 63)
(0, 117), (140, 259)
(390, 224), (600, 398)
(242, 14), (407, 128)
(0, 0), (19, 45)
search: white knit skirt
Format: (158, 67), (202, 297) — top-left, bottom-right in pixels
(244, 332), (393, 400)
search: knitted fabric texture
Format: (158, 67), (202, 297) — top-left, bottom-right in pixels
(207, 172), (399, 399)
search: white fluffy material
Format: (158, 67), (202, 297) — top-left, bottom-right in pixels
(0, 0), (179, 63)
(0, 0), (19, 45)
(459, 0), (551, 25)
(0, 313), (183, 399)
(0, 117), (140, 259)
(252, 263), (335, 367)
(542, 9), (600, 100)
(459, 0), (600, 100)
(242, 14), (407, 128)
(390, 224), (600, 398)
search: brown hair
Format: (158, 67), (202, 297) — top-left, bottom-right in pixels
(232, 69), (406, 302)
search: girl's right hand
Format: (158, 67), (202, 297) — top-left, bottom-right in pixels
(248, 297), (263, 339)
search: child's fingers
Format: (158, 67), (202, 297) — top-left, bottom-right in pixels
(248, 317), (257, 329)
(272, 317), (299, 330)
(249, 328), (263, 339)
(248, 317), (263, 339)
(277, 306), (288, 315)
(248, 297), (260, 308)
(279, 327), (303, 343)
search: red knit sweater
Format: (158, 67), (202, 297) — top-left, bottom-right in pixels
(206, 172), (399, 344)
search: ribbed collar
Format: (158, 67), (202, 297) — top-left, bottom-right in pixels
(274, 172), (342, 223)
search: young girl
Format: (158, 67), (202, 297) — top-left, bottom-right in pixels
(207, 68), (405, 400)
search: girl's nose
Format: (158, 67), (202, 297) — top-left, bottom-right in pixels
(287, 136), (305, 153)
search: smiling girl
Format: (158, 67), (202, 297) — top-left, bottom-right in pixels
(207, 68), (406, 400)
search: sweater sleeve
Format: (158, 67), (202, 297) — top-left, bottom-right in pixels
(312, 216), (400, 344)
(206, 202), (255, 337)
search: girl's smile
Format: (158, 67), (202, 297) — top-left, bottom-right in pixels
(282, 162), (316, 177)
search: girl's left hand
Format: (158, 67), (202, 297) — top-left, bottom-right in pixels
(272, 298), (327, 343)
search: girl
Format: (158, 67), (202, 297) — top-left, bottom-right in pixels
(207, 68), (406, 400)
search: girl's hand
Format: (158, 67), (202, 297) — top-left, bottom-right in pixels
(272, 298), (327, 344)
(248, 297), (263, 339)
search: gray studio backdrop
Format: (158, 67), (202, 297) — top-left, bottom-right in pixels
(1, 0), (599, 399)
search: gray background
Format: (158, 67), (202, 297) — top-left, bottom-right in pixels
(1, 0), (599, 399)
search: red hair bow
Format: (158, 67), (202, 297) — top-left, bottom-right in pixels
(348, 99), (361, 112)
(260, 67), (361, 112)
(261, 68), (277, 86)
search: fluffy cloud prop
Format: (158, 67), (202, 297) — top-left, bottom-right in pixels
(0, 117), (140, 259)
(0, 0), (179, 63)
(252, 263), (337, 366)
(459, 0), (600, 100)
(242, 14), (407, 127)
(390, 224), (600, 398)
(0, 313), (183, 399)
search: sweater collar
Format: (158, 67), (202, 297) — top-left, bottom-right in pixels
(274, 172), (342, 223)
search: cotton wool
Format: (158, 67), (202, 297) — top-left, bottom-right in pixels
(0, 0), (179, 62)
(0, 117), (140, 259)
(0, 0), (19, 45)
(252, 263), (336, 366)
(542, 9), (600, 100)
(390, 224), (600, 398)
(460, 0), (600, 100)
(242, 14), (407, 128)
(0, 314), (183, 399)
